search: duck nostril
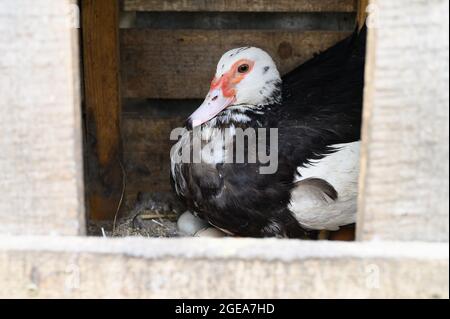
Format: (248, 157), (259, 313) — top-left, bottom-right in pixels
(212, 95), (218, 101)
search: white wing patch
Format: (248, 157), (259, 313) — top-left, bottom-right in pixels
(289, 141), (360, 230)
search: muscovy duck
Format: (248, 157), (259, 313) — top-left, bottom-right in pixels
(171, 27), (366, 238)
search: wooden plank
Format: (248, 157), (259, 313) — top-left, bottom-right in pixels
(121, 30), (351, 99)
(356, 0), (369, 28)
(0, 236), (448, 298)
(133, 12), (357, 31)
(82, 0), (124, 221)
(124, 0), (356, 12)
(0, 0), (85, 235)
(357, 0), (449, 242)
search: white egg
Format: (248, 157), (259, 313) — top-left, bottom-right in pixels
(177, 211), (209, 236)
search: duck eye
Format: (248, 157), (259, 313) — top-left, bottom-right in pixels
(238, 64), (250, 73)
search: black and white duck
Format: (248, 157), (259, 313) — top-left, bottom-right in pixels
(171, 27), (366, 238)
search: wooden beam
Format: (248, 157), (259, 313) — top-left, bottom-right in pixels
(356, 0), (369, 28)
(82, 0), (124, 221)
(121, 30), (350, 99)
(124, 0), (356, 12)
(0, 236), (448, 298)
(0, 0), (85, 235)
(357, 0), (449, 242)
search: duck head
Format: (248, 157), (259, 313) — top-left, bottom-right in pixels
(187, 47), (281, 128)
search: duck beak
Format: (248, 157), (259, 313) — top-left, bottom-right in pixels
(187, 88), (235, 128)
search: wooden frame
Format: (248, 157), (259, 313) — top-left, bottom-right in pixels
(357, 0), (449, 242)
(0, 237), (447, 298)
(0, 0), (85, 236)
(0, 0), (448, 298)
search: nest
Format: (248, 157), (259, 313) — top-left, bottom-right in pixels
(88, 192), (185, 238)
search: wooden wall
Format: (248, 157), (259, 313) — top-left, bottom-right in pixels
(122, 101), (190, 198)
(120, 0), (356, 99)
(121, 30), (351, 99)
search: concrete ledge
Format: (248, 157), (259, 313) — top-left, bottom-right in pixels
(0, 236), (448, 298)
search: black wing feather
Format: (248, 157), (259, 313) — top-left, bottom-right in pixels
(276, 26), (367, 168)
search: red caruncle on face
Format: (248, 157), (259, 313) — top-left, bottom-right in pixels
(210, 59), (255, 98)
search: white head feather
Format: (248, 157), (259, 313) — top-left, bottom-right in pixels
(215, 47), (281, 106)
(188, 47), (281, 127)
